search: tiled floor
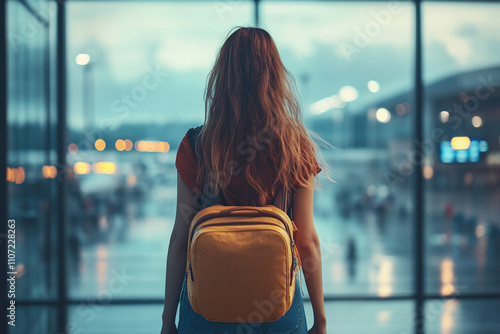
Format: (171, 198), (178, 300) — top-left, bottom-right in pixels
(58, 179), (500, 333)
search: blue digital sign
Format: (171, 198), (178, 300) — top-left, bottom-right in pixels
(440, 137), (488, 164)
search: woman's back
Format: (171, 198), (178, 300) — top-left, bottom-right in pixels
(175, 124), (322, 208)
(161, 27), (328, 334)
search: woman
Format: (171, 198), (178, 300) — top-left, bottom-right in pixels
(161, 26), (329, 334)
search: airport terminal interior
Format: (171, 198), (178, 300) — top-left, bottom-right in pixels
(2, 0), (500, 333)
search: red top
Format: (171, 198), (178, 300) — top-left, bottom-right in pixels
(175, 132), (322, 205)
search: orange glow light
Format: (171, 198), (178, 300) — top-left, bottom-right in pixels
(115, 139), (126, 151)
(15, 167), (25, 184)
(136, 141), (142, 152)
(6, 167), (13, 182)
(124, 139), (133, 151)
(423, 166), (434, 180)
(440, 258), (455, 296)
(451, 136), (471, 150)
(377, 259), (393, 298)
(92, 162), (116, 174)
(135, 140), (170, 152)
(6, 166), (25, 184)
(42, 165), (57, 179)
(159, 141), (170, 153)
(73, 162), (91, 175)
(95, 139), (106, 151)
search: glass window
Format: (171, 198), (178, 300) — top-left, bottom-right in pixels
(6, 0), (56, 303)
(8, 306), (57, 334)
(423, 2), (500, 295)
(68, 305), (162, 334)
(424, 299), (500, 334)
(262, 1), (415, 297)
(303, 300), (413, 333)
(65, 1), (254, 299)
(6, 2), (500, 334)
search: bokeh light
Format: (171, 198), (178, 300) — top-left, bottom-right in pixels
(95, 139), (106, 151)
(367, 80), (380, 93)
(73, 162), (91, 175)
(75, 53), (90, 65)
(376, 108), (391, 123)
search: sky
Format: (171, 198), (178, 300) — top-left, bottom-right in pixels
(66, 1), (500, 129)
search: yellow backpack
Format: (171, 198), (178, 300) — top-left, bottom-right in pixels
(185, 126), (301, 322)
(186, 204), (300, 322)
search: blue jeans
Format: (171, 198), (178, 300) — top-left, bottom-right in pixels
(178, 274), (308, 334)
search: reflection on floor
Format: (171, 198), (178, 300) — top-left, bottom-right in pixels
(65, 299), (500, 334)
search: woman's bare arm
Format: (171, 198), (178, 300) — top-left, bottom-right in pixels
(161, 173), (197, 334)
(292, 174), (327, 332)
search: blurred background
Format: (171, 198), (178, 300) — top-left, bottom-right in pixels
(2, 1), (500, 333)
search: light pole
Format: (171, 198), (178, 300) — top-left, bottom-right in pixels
(76, 53), (94, 131)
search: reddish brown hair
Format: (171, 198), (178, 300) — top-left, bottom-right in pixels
(196, 27), (328, 206)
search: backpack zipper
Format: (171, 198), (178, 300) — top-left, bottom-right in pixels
(192, 221), (284, 237)
(291, 240), (298, 286)
(190, 211), (293, 242)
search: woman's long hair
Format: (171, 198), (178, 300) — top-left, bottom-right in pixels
(196, 26), (330, 206)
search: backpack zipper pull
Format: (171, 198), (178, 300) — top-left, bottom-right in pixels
(290, 240), (297, 286)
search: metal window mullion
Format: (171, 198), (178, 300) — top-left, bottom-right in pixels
(56, 1), (68, 333)
(254, 0), (260, 27)
(414, 1), (425, 334)
(1, 0), (9, 330)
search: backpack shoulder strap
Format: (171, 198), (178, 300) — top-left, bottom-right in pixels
(273, 186), (293, 220)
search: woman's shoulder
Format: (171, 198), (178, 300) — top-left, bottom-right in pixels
(187, 124), (203, 135)
(175, 125), (203, 193)
(186, 125), (203, 157)
(178, 124), (203, 160)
